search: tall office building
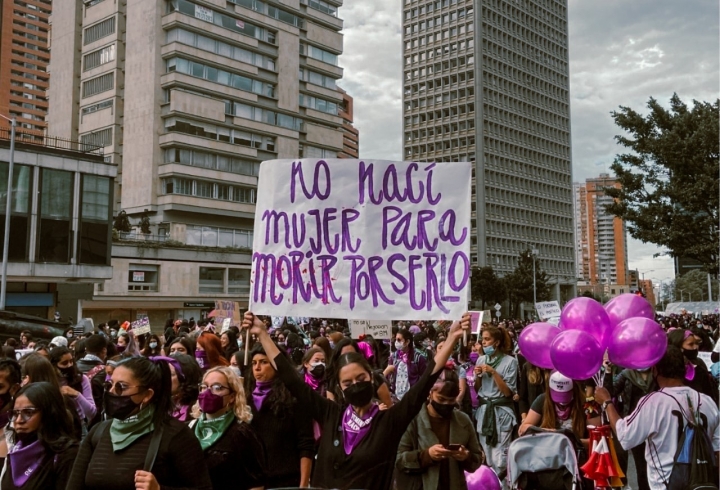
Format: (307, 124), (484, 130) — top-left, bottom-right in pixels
(0, 0), (51, 133)
(336, 85), (358, 158)
(402, 0), (576, 302)
(573, 173), (628, 286)
(47, 0), (345, 326)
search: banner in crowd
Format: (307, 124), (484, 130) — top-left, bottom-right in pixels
(131, 316), (152, 336)
(250, 159), (471, 320)
(348, 320), (392, 340)
(535, 300), (561, 320)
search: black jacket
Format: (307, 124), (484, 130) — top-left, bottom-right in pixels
(199, 420), (267, 490)
(248, 380), (315, 487)
(274, 352), (442, 490)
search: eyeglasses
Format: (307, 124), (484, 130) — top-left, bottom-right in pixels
(104, 381), (144, 396)
(199, 383), (232, 395)
(11, 407), (40, 422)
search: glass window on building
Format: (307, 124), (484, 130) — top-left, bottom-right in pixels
(79, 175), (111, 265)
(0, 162), (32, 261)
(199, 267), (224, 293)
(37, 168), (73, 264)
(228, 268), (250, 294)
(128, 264), (159, 291)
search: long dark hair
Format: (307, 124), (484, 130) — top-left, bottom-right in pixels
(115, 357), (172, 426)
(10, 382), (76, 452)
(171, 354), (202, 406)
(49, 347), (83, 390)
(244, 345), (295, 418)
(168, 336), (196, 357)
(20, 354), (61, 390)
(221, 330), (240, 360)
(326, 338), (360, 398)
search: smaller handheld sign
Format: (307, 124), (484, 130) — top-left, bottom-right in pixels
(131, 317), (152, 336)
(536, 301), (561, 320)
(221, 318), (231, 333)
(348, 320), (392, 340)
(469, 311), (491, 334)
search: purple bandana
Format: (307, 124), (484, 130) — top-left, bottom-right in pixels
(8, 439), (45, 487)
(195, 351), (208, 371)
(341, 403), (379, 455)
(685, 362), (696, 381)
(172, 404), (190, 422)
(252, 381), (273, 411)
(304, 371), (322, 392)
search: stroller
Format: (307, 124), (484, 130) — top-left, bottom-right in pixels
(506, 427), (584, 490)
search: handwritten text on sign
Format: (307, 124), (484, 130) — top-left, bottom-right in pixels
(349, 320), (392, 340)
(535, 301), (561, 320)
(250, 159), (471, 320)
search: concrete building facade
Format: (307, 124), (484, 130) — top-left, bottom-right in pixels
(402, 0), (576, 302)
(0, 0), (51, 133)
(47, 0), (345, 326)
(0, 132), (115, 320)
(336, 85), (358, 158)
(573, 173), (628, 287)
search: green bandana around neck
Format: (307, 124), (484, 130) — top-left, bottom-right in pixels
(485, 352), (505, 370)
(109, 405), (155, 452)
(194, 410), (235, 451)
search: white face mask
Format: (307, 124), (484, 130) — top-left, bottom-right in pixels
(149, 342), (158, 349)
(395, 341), (405, 351)
(230, 366), (242, 377)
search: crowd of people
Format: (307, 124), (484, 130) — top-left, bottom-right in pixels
(0, 309), (716, 489)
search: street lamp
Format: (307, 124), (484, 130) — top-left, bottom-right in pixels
(0, 114), (16, 311)
(679, 289), (684, 302)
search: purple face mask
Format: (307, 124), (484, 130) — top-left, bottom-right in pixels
(555, 402), (572, 421)
(198, 389), (226, 414)
(469, 352), (480, 364)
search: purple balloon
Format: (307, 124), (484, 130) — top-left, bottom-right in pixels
(550, 330), (603, 380)
(605, 293), (654, 328)
(607, 317), (668, 369)
(518, 322), (562, 369)
(465, 465), (501, 490)
(560, 297), (613, 348)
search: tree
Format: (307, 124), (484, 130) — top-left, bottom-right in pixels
(674, 269), (715, 302)
(604, 94), (719, 273)
(470, 266), (506, 309)
(504, 249), (551, 317)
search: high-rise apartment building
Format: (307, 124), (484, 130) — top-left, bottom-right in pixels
(402, 0), (576, 302)
(0, 0), (51, 133)
(573, 173), (628, 287)
(336, 85), (358, 158)
(47, 0), (345, 326)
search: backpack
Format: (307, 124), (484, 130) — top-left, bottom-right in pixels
(657, 391), (719, 490)
(84, 363), (105, 381)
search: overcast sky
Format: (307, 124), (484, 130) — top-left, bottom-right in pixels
(337, 0), (719, 286)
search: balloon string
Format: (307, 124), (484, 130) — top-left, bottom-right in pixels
(592, 369), (604, 388)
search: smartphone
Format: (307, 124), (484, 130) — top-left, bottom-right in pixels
(445, 444), (461, 451)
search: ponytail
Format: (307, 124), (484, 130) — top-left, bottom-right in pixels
(117, 356), (173, 425)
(482, 325), (512, 355)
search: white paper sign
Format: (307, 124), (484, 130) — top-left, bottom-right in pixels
(698, 351), (713, 368)
(221, 318), (231, 333)
(132, 271), (144, 282)
(194, 5), (213, 22)
(348, 319), (392, 340)
(249, 159), (471, 320)
(536, 300), (561, 320)
(131, 316), (151, 336)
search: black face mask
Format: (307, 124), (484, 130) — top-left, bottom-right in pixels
(103, 391), (141, 420)
(342, 381), (374, 407)
(0, 391), (12, 409)
(310, 364), (325, 378)
(683, 348), (699, 361)
(430, 400), (455, 418)
(59, 366), (75, 379)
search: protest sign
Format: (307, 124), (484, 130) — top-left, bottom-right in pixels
(469, 310), (491, 334)
(250, 159), (471, 320)
(536, 301), (561, 320)
(348, 320), (392, 340)
(221, 318), (231, 333)
(214, 301), (241, 326)
(131, 317), (152, 336)
(698, 351), (713, 369)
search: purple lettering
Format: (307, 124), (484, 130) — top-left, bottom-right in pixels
(382, 164), (408, 202)
(439, 209), (468, 245)
(290, 160), (331, 203)
(387, 254), (409, 294)
(407, 255), (426, 310)
(358, 161), (383, 205)
(261, 210), (291, 248)
(367, 256), (394, 306)
(341, 209), (361, 253)
(448, 251), (470, 291)
(424, 163), (441, 205)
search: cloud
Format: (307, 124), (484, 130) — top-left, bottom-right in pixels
(338, 0), (718, 281)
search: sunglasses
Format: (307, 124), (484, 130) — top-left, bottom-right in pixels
(104, 381), (144, 396)
(12, 407), (40, 422)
